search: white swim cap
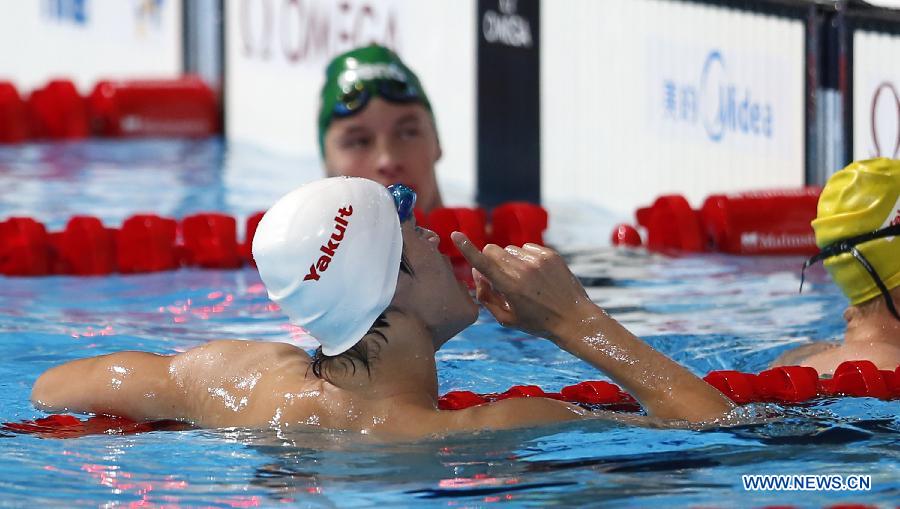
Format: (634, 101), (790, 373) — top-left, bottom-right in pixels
(252, 177), (403, 355)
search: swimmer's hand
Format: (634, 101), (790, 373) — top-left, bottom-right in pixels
(451, 231), (735, 423)
(450, 232), (598, 341)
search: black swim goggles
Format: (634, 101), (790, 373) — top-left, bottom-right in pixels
(388, 184), (416, 223)
(799, 223), (900, 321)
(333, 78), (421, 118)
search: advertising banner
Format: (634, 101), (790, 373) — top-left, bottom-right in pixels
(477, 0), (540, 207)
(541, 0), (806, 215)
(0, 0), (182, 92)
(225, 0), (477, 194)
(852, 30), (900, 161)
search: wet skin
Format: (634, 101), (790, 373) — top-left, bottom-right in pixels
(771, 286), (900, 374)
(31, 220), (736, 439)
(323, 98), (443, 213)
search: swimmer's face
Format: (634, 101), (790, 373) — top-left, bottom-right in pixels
(324, 98), (443, 213)
(393, 217), (478, 350)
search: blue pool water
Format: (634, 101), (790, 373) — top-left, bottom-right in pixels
(1, 140), (898, 508)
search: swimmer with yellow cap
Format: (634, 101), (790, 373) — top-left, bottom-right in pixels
(31, 178), (736, 437)
(318, 44), (444, 213)
(772, 158), (900, 373)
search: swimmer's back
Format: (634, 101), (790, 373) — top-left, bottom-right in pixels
(168, 340), (463, 436)
(168, 340), (327, 428)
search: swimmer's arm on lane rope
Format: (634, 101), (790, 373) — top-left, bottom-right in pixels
(451, 232), (735, 424)
(433, 396), (665, 433)
(31, 351), (187, 421)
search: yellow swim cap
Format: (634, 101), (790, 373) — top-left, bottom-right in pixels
(812, 158), (900, 305)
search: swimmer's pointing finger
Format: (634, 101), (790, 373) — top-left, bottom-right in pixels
(451, 232), (507, 283)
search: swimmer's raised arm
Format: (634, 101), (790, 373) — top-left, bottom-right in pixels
(451, 232), (735, 423)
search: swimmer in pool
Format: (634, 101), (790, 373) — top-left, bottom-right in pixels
(772, 158), (900, 374)
(319, 45), (444, 213)
(31, 178), (735, 438)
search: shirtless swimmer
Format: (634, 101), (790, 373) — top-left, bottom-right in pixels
(31, 177), (735, 438)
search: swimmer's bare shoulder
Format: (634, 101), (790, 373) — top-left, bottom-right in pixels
(167, 340), (326, 428)
(771, 341), (839, 368)
(773, 340), (900, 374)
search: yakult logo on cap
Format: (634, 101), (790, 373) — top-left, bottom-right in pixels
(304, 205), (353, 282)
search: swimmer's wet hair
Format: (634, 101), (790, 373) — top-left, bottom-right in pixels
(311, 254), (414, 380)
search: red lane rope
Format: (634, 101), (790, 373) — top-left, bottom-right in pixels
(439, 360), (900, 410)
(2, 414), (189, 439)
(0, 203), (548, 277)
(0, 77), (219, 142)
(612, 188), (823, 255)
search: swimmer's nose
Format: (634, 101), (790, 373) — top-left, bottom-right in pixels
(422, 227), (440, 246)
(375, 142), (404, 181)
(376, 164), (402, 182)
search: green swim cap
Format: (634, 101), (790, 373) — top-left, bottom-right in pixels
(318, 44), (435, 156)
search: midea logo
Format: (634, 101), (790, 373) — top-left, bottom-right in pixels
(663, 50), (774, 143)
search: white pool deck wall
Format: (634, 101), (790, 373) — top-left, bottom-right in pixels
(541, 0), (807, 216)
(852, 30), (900, 162)
(0, 0), (183, 93)
(224, 1), (814, 222)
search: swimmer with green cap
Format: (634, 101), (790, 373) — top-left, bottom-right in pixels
(30, 177), (738, 438)
(318, 44), (444, 213)
(772, 158), (900, 373)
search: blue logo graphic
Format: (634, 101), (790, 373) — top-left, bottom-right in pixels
(43, 0), (88, 25)
(662, 50), (774, 142)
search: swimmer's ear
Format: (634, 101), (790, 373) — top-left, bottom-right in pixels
(843, 305), (861, 324)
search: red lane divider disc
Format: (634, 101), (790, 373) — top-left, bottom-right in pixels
(611, 224), (642, 247)
(242, 211), (266, 267)
(830, 360), (890, 399)
(59, 216), (116, 275)
(88, 77), (219, 138)
(755, 366), (819, 403)
(27, 79), (89, 140)
(181, 213), (241, 269)
(490, 202), (548, 247)
(703, 371), (759, 405)
(0, 81), (29, 143)
(117, 215), (178, 273)
(0, 217), (51, 276)
(427, 207), (488, 261)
